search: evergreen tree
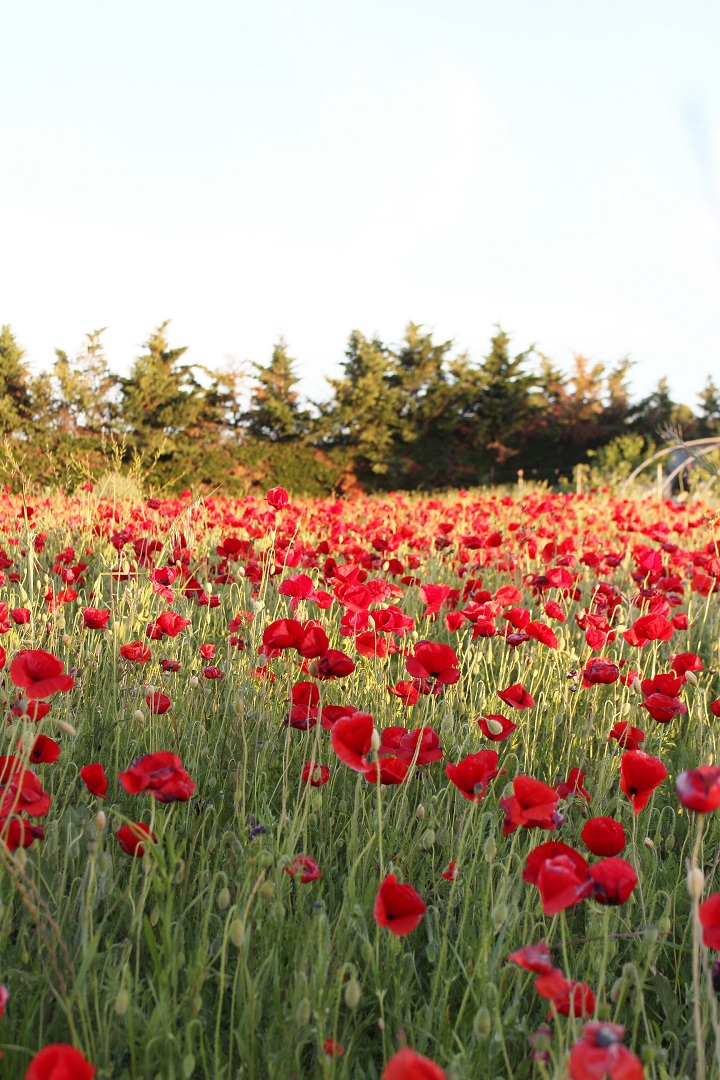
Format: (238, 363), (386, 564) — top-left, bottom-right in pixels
(467, 327), (536, 463)
(119, 322), (202, 452)
(53, 329), (116, 435)
(320, 332), (400, 475)
(248, 339), (308, 441)
(389, 323), (455, 442)
(0, 325), (33, 435)
(697, 376), (720, 435)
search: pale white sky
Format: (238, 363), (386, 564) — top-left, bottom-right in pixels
(1, 0), (719, 407)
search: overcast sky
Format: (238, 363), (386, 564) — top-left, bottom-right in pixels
(1, 0), (719, 407)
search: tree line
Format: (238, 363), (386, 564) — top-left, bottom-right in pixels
(1, 321), (719, 495)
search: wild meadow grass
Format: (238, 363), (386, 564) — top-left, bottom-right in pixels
(1, 485), (720, 1078)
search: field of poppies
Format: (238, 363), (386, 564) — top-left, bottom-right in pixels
(1, 482), (720, 1079)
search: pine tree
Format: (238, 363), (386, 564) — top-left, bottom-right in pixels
(697, 376), (720, 436)
(320, 332), (400, 475)
(53, 329), (116, 435)
(0, 325), (33, 435)
(248, 339), (308, 441)
(119, 322), (202, 451)
(389, 323), (455, 442)
(468, 327), (536, 463)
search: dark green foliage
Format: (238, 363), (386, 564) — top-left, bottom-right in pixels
(1, 316), (716, 494)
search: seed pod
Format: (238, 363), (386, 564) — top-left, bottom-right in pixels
(344, 978), (362, 1010)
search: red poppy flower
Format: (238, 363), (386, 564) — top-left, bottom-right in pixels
(322, 1037), (344, 1057)
(0, 817), (45, 851)
(523, 841), (589, 885)
(0, 759), (51, 818)
(699, 893), (720, 949)
(555, 768), (591, 803)
(500, 776), (561, 835)
(676, 766), (720, 813)
(320, 704), (358, 731)
(607, 722), (645, 751)
(405, 640), (460, 686)
(544, 600), (566, 622)
(118, 751), (195, 802)
(588, 858), (638, 905)
(9, 649), (74, 700)
(145, 692), (172, 714)
(330, 712), (374, 772)
(120, 641), (152, 663)
(116, 822), (156, 857)
(83, 607), (111, 630)
(145, 610), (192, 639)
(202, 665), (224, 680)
(387, 680), (421, 706)
(581, 658), (619, 688)
(378, 726), (407, 755)
(441, 861), (461, 880)
(373, 873), (427, 936)
(622, 612), (674, 647)
(537, 854), (592, 914)
(620, 750), (667, 814)
(11, 698), (52, 722)
(262, 618), (329, 659)
(670, 651), (703, 679)
(24, 1043), (95, 1080)
(642, 692), (686, 724)
(711, 699), (720, 718)
(580, 817), (626, 857)
(535, 971), (595, 1018)
(199, 642), (216, 660)
(266, 486), (289, 509)
(478, 713), (516, 741)
(381, 1046), (446, 1080)
(285, 855), (322, 883)
(525, 621), (559, 649)
(445, 750), (500, 802)
(301, 762), (330, 786)
(568, 1022), (643, 1080)
(507, 940), (555, 974)
(80, 763), (108, 799)
(363, 757), (410, 785)
(160, 658), (180, 673)
(26, 735), (61, 765)
(310, 649), (356, 679)
(395, 727), (443, 766)
(10, 606), (31, 624)
(497, 682), (535, 710)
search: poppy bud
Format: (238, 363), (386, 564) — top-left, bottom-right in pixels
(259, 882), (275, 900)
(484, 837), (497, 863)
(486, 718), (504, 736)
(658, 916), (672, 933)
(270, 901), (285, 921)
(189, 676), (199, 688)
(183, 1053), (196, 1078)
(492, 903), (508, 931)
(421, 829), (436, 850)
(377, 1018), (385, 1030)
(665, 834), (676, 851)
(685, 670), (698, 686)
(259, 851), (274, 868)
(687, 866), (705, 900)
(16, 848), (27, 869)
(644, 926), (659, 945)
(62, 633), (71, 646)
(95, 810), (107, 832)
(370, 729), (381, 752)
(230, 919), (245, 947)
(57, 720), (77, 737)
(644, 837), (655, 850)
(216, 887), (230, 910)
(133, 710), (144, 722)
(416, 804), (425, 820)
(344, 978), (362, 1010)
(150, 905), (160, 927)
(632, 678), (642, 694)
(295, 997), (311, 1026)
(610, 976), (625, 1003)
(621, 701), (632, 716)
(311, 793), (323, 812)
(473, 1006), (492, 1041)
(361, 942), (374, 963)
(115, 987), (130, 1016)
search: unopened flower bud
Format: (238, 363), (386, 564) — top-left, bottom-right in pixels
(643, 837), (655, 851)
(114, 988), (130, 1016)
(486, 718), (504, 736)
(687, 866), (705, 900)
(259, 882), (275, 900)
(216, 887), (230, 910)
(370, 729), (381, 752)
(182, 1054), (195, 1078)
(229, 919), (245, 948)
(295, 997), (311, 1027)
(344, 978), (362, 1010)
(189, 676), (199, 688)
(133, 710), (144, 722)
(57, 720), (77, 737)
(484, 837), (497, 863)
(473, 1005), (492, 1041)
(685, 670), (698, 686)
(421, 829), (436, 850)
(416, 804), (425, 820)
(95, 810), (107, 832)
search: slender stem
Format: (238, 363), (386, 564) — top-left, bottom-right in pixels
(691, 813), (707, 1080)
